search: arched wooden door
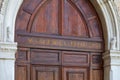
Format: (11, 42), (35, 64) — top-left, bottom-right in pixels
(15, 0), (104, 80)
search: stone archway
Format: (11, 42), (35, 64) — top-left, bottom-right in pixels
(0, 0), (120, 80)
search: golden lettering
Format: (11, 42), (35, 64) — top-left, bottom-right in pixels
(28, 38), (33, 43)
(27, 37), (102, 49)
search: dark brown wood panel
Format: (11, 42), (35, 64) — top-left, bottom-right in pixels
(31, 0), (59, 34)
(30, 49), (61, 65)
(62, 51), (89, 66)
(92, 70), (103, 80)
(31, 66), (60, 80)
(16, 65), (27, 80)
(62, 0), (89, 37)
(70, 0), (102, 38)
(23, 0), (43, 14)
(15, 0), (103, 39)
(63, 67), (88, 80)
(91, 53), (103, 69)
(16, 48), (29, 62)
(89, 18), (102, 37)
(15, 11), (31, 31)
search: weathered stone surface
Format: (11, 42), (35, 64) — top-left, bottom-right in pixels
(115, 1), (120, 16)
(0, 0), (3, 11)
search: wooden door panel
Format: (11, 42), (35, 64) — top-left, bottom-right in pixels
(16, 0), (103, 38)
(62, 0), (89, 37)
(62, 51), (89, 66)
(92, 70), (103, 80)
(31, 0), (59, 35)
(63, 67), (88, 80)
(31, 66), (60, 80)
(71, 0), (102, 38)
(23, 0), (43, 14)
(16, 48), (29, 62)
(89, 19), (102, 37)
(91, 53), (103, 69)
(30, 49), (61, 65)
(16, 65), (27, 80)
(15, 11), (31, 31)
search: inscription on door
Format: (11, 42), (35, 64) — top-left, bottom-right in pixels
(17, 35), (103, 51)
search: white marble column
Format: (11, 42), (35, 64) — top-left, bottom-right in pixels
(103, 50), (120, 80)
(0, 42), (17, 80)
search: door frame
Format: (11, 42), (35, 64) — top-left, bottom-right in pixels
(0, 0), (120, 80)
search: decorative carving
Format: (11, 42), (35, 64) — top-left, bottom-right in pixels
(6, 27), (12, 42)
(0, 42), (17, 52)
(0, 0), (8, 15)
(103, 51), (120, 66)
(115, 1), (120, 16)
(0, 0), (9, 42)
(110, 37), (117, 50)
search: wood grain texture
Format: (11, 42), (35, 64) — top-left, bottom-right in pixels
(62, 0), (89, 37)
(63, 67), (88, 80)
(30, 49), (61, 65)
(31, 66), (60, 80)
(15, 65), (27, 80)
(15, 0), (104, 80)
(31, 0), (59, 34)
(62, 51), (89, 66)
(15, 0), (103, 38)
(92, 70), (103, 80)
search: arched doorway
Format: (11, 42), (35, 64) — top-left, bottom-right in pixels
(15, 0), (104, 80)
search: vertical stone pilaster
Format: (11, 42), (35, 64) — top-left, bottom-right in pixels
(0, 42), (17, 80)
(103, 50), (120, 80)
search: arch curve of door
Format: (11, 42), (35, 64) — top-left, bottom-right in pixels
(15, 1), (104, 80)
(15, 0), (103, 38)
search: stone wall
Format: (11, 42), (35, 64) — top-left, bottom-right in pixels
(115, 1), (120, 16)
(0, 0), (3, 11)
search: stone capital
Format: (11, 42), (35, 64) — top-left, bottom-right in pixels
(103, 50), (120, 67)
(0, 42), (17, 60)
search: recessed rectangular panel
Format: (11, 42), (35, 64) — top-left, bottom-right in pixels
(91, 53), (102, 69)
(31, 0), (59, 35)
(62, 0), (88, 37)
(30, 49), (61, 65)
(16, 48), (29, 62)
(68, 72), (84, 80)
(38, 71), (54, 80)
(63, 67), (87, 80)
(16, 65), (27, 80)
(92, 70), (103, 80)
(62, 51), (89, 66)
(31, 66), (59, 80)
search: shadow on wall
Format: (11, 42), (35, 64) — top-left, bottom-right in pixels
(0, 0), (3, 12)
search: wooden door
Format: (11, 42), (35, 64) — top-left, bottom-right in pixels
(15, 0), (104, 80)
